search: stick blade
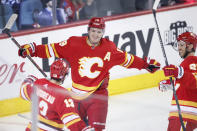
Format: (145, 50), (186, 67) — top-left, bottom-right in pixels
(4, 13), (18, 30)
(153, 0), (161, 10)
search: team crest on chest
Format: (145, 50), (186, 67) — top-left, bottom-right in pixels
(78, 57), (103, 79)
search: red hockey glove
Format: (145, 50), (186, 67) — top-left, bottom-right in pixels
(163, 65), (184, 79)
(158, 79), (174, 92)
(18, 42), (37, 58)
(23, 75), (38, 84)
(144, 57), (160, 73)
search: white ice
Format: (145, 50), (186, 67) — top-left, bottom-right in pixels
(0, 87), (175, 131)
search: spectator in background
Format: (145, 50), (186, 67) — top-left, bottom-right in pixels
(78, 0), (98, 20)
(60, 0), (84, 21)
(36, 0), (67, 27)
(19, 0), (43, 30)
(0, 0), (18, 32)
(1, 0), (21, 29)
(1, 0), (21, 13)
(59, 0), (76, 22)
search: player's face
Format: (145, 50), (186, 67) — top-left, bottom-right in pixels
(178, 41), (187, 58)
(88, 28), (104, 44)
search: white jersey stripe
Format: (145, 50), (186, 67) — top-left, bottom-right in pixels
(48, 44), (55, 58)
(37, 122), (60, 131)
(123, 54), (131, 67)
(62, 114), (80, 124)
(170, 105), (197, 115)
(20, 83), (29, 101)
(71, 87), (89, 94)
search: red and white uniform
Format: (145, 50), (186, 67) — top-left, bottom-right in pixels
(33, 36), (147, 129)
(168, 56), (197, 131)
(35, 36), (147, 100)
(20, 78), (86, 131)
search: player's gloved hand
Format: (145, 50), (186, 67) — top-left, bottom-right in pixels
(144, 57), (160, 73)
(18, 42), (37, 58)
(23, 75), (38, 84)
(158, 79), (174, 92)
(82, 126), (95, 131)
(163, 64), (184, 79)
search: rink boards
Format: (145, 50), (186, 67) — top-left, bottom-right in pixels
(0, 3), (197, 117)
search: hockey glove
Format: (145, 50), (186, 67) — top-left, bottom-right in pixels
(18, 42), (37, 58)
(158, 79), (174, 92)
(144, 57), (160, 73)
(163, 65), (184, 79)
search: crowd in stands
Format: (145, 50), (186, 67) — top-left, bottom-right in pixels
(0, 0), (196, 33)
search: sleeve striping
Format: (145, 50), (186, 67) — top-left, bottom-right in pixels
(120, 52), (128, 66)
(20, 83), (31, 101)
(65, 118), (81, 128)
(126, 55), (134, 68)
(51, 43), (59, 58)
(45, 45), (51, 58)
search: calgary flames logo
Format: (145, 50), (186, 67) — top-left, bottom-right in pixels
(78, 57), (103, 79)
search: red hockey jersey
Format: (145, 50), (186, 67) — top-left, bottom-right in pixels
(20, 78), (86, 131)
(35, 36), (147, 99)
(169, 56), (197, 123)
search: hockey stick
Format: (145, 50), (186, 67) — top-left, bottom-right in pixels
(152, 1), (186, 131)
(2, 14), (47, 78)
(18, 113), (31, 121)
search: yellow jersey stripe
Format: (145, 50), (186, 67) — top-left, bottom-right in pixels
(72, 81), (103, 91)
(70, 90), (95, 100)
(66, 118), (81, 128)
(120, 52), (128, 66)
(39, 115), (64, 128)
(45, 45), (50, 58)
(169, 112), (197, 121)
(126, 55), (134, 68)
(23, 85), (31, 101)
(61, 112), (78, 120)
(51, 43), (59, 58)
(171, 100), (197, 108)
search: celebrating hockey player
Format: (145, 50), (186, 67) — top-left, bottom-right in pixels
(159, 32), (197, 131)
(20, 59), (92, 131)
(18, 17), (160, 131)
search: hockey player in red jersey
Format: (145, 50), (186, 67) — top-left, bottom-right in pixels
(159, 32), (197, 131)
(20, 59), (92, 131)
(18, 17), (161, 131)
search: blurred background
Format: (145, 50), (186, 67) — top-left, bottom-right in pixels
(0, 0), (196, 33)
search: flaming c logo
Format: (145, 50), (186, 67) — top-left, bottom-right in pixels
(78, 57), (103, 79)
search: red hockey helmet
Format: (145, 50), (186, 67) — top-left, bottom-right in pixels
(50, 59), (69, 81)
(177, 32), (197, 50)
(88, 17), (105, 29)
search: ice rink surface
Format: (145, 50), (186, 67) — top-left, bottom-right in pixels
(0, 87), (173, 131)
